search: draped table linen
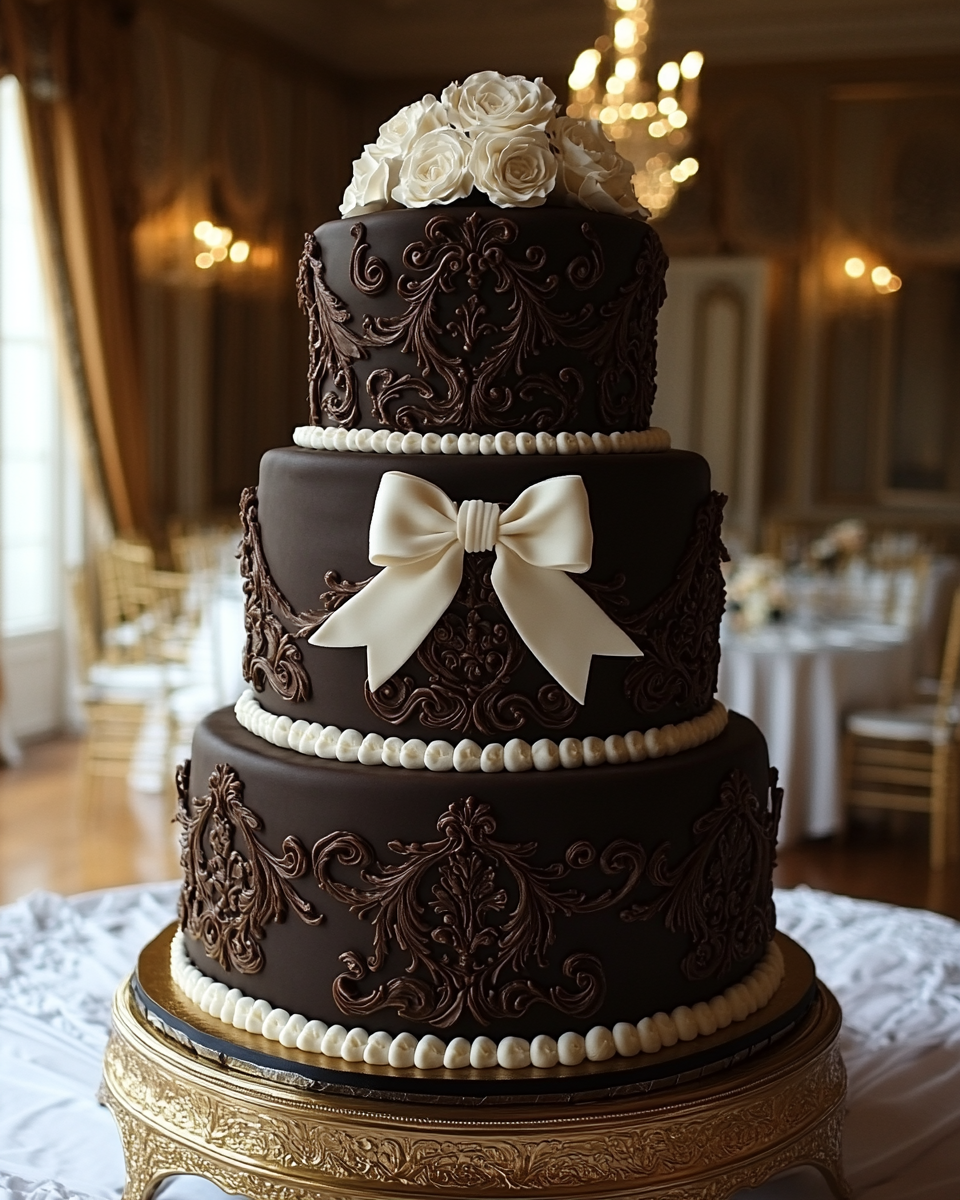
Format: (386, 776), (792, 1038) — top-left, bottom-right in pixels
(718, 622), (914, 845)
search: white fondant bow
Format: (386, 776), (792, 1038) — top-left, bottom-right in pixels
(309, 470), (640, 704)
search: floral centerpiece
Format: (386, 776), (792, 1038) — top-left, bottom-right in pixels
(725, 555), (791, 632)
(340, 71), (647, 219)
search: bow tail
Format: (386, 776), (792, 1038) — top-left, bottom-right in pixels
(492, 547), (641, 706)
(309, 544), (465, 692)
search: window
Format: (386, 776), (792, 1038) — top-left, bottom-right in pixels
(0, 74), (60, 637)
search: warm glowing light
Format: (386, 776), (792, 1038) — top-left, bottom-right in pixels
(680, 156), (699, 175)
(606, 75), (625, 94)
(680, 51), (704, 79)
(658, 96), (678, 114)
(600, 105), (619, 123)
(615, 56), (637, 80)
(615, 0), (637, 9)
(568, 48), (601, 89)
(657, 61), (681, 91)
(648, 120), (667, 138)
(195, 251), (214, 269)
(194, 220), (214, 241)
(211, 245), (228, 261)
(844, 257), (866, 278)
(668, 109), (688, 128)
(230, 240), (250, 263)
(619, 102), (634, 119)
(566, 102), (583, 117)
(871, 265), (892, 287)
(614, 17), (637, 49)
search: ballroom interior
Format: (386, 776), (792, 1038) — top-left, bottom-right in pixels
(0, 2), (959, 1198)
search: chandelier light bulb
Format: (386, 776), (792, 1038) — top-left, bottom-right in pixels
(657, 60), (681, 91)
(680, 51), (704, 79)
(230, 240), (250, 263)
(871, 265), (892, 287)
(614, 17), (638, 49)
(615, 56), (637, 80)
(193, 220), (213, 241)
(569, 48), (601, 89)
(844, 257), (866, 278)
(615, 0), (638, 9)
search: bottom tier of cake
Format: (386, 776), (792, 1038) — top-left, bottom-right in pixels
(178, 707), (782, 1050)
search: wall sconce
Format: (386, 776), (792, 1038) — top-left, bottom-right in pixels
(194, 220), (251, 269)
(842, 255), (901, 294)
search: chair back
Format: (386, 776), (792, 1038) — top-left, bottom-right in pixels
(935, 587), (960, 732)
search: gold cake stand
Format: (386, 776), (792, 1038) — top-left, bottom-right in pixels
(100, 927), (849, 1200)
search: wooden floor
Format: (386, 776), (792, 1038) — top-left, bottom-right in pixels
(0, 737), (178, 905)
(0, 736), (959, 920)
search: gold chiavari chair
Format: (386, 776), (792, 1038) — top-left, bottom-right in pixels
(842, 587), (960, 869)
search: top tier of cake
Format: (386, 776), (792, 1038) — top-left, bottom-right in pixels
(298, 206), (667, 436)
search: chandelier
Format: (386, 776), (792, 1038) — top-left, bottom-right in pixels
(566, 0), (702, 217)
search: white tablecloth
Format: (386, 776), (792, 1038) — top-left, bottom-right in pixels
(1, 883), (960, 1200)
(718, 623), (915, 844)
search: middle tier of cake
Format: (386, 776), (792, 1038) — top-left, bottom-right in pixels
(241, 445), (727, 744)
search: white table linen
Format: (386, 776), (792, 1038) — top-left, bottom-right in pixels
(2, 882), (960, 1200)
(718, 623), (914, 844)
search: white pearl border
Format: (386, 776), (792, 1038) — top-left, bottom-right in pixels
(171, 930), (784, 1071)
(234, 690), (729, 770)
(293, 425), (671, 456)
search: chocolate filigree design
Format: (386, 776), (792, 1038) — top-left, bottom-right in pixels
(622, 768), (782, 981)
(361, 211), (585, 431)
(566, 223), (604, 289)
(176, 761), (321, 974)
(297, 233), (368, 426)
(365, 552), (578, 735)
(311, 796), (647, 1027)
(573, 226), (667, 428)
(239, 486), (312, 703)
(581, 491), (729, 716)
(349, 222), (389, 296)
(238, 486), (372, 701)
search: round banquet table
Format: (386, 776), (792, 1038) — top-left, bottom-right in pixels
(717, 621), (915, 846)
(1, 883), (959, 1200)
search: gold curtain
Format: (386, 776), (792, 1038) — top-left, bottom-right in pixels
(0, 0), (151, 536)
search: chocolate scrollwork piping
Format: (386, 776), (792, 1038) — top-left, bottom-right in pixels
(176, 761), (322, 975)
(580, 491), (729, 716)
(364, 551), (579, 735)
(297, 233), (368, 427)
(622, 767), (783, 980)
(310, 795), (648, 1027)
(565, 222), (605, 290)
(349, 222), (389, 296)
(238, 485), (372, 702)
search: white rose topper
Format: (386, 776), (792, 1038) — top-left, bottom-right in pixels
(339, 70), (645, 219)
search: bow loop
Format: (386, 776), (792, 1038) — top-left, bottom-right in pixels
(310, 470), (640, 704)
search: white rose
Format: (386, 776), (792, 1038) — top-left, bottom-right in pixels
(391, 127), (474, 208)
(375, 94), (447, 156)
(471, 126), (557, 208)
(340, 144), (399, 218)
(549, 117), (647, 218)
(442, 71), (556, 133)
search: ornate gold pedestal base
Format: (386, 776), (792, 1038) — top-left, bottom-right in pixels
(101, 965), (848, 1200)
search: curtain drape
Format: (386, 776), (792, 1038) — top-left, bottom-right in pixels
(0, 0), (151, 537)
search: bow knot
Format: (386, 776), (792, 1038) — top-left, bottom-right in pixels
(456, 498), (500, 554)
(309, 471), (640, 705)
